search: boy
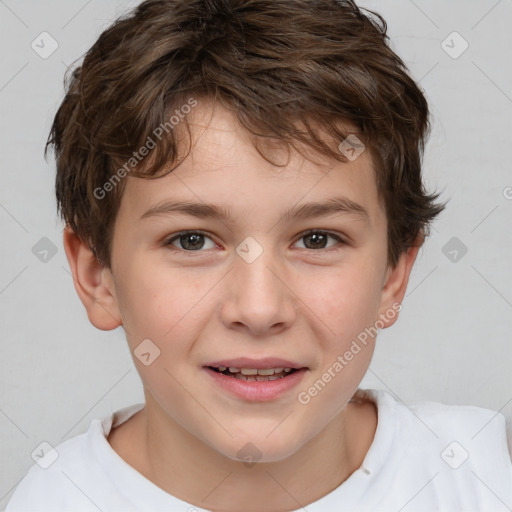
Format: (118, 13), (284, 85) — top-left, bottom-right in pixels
(7, 0), (512, 510)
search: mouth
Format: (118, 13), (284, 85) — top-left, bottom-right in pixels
(207, 366), (299, 381)
(202, 357), (308, 400)
(203, 363), (308, 401)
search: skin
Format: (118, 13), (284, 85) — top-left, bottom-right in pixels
(64, 100), (420, 512)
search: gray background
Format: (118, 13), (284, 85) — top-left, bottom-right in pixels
(1, 0), (511, 507)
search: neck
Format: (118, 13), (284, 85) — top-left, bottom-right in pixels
(109, 391), (377, 512)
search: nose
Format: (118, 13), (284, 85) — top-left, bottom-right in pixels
(220, 244), (297, 336)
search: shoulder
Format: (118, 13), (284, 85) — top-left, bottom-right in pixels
(5, 404), (140, 512)
(363, 387), (511, 450)
(5, 430), (95, 511)
(6, 403), (146, 511)
(371, 388), (512, 464)
(398, 393), (512, 464)
(360, 389), (512, 509)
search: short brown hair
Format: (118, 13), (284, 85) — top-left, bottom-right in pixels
(47, 0), (444, 269)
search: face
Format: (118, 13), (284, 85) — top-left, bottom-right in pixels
(101, 101), (403, 463)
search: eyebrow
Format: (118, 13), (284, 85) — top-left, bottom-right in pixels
(140, 197), (370, 224)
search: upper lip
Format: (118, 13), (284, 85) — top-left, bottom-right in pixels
(204, 357), (307, 369)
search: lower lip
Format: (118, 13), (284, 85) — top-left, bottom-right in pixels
(204, 367), (307, 402)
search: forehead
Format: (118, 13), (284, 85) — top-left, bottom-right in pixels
(119, 101), (383, 223)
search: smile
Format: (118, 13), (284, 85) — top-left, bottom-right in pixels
(204, 366), (307, 401)
(208, 366), (298, 381)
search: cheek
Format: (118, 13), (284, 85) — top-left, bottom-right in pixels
(294, 259), (383, 341)
(116, 264), (208, 386)
(115, 259), (199, 340)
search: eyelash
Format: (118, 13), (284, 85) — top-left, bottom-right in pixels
(164, 229), (346, 254)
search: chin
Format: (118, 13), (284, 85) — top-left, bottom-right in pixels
(213, 436), (302, 465)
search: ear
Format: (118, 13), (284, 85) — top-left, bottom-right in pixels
(377, 238), (422, 329)
(63, 226), (122, 331)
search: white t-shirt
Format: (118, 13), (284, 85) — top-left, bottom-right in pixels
(6, 389), (512, 512)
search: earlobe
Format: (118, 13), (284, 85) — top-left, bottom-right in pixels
(63, 227), (122, 331)
(377, 241), (422, 329)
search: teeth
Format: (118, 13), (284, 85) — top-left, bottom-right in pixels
(227, 367), (295, 376)
(234, 373), (287, 381)
(212, 366), (294, 381)
(240, 368), (258, 375)
(256, 368), (275, 376)
(213, 366), (299, 377)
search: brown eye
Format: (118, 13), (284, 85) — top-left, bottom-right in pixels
(294, 231), (344, 250)
(166, 231), (216, 251)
